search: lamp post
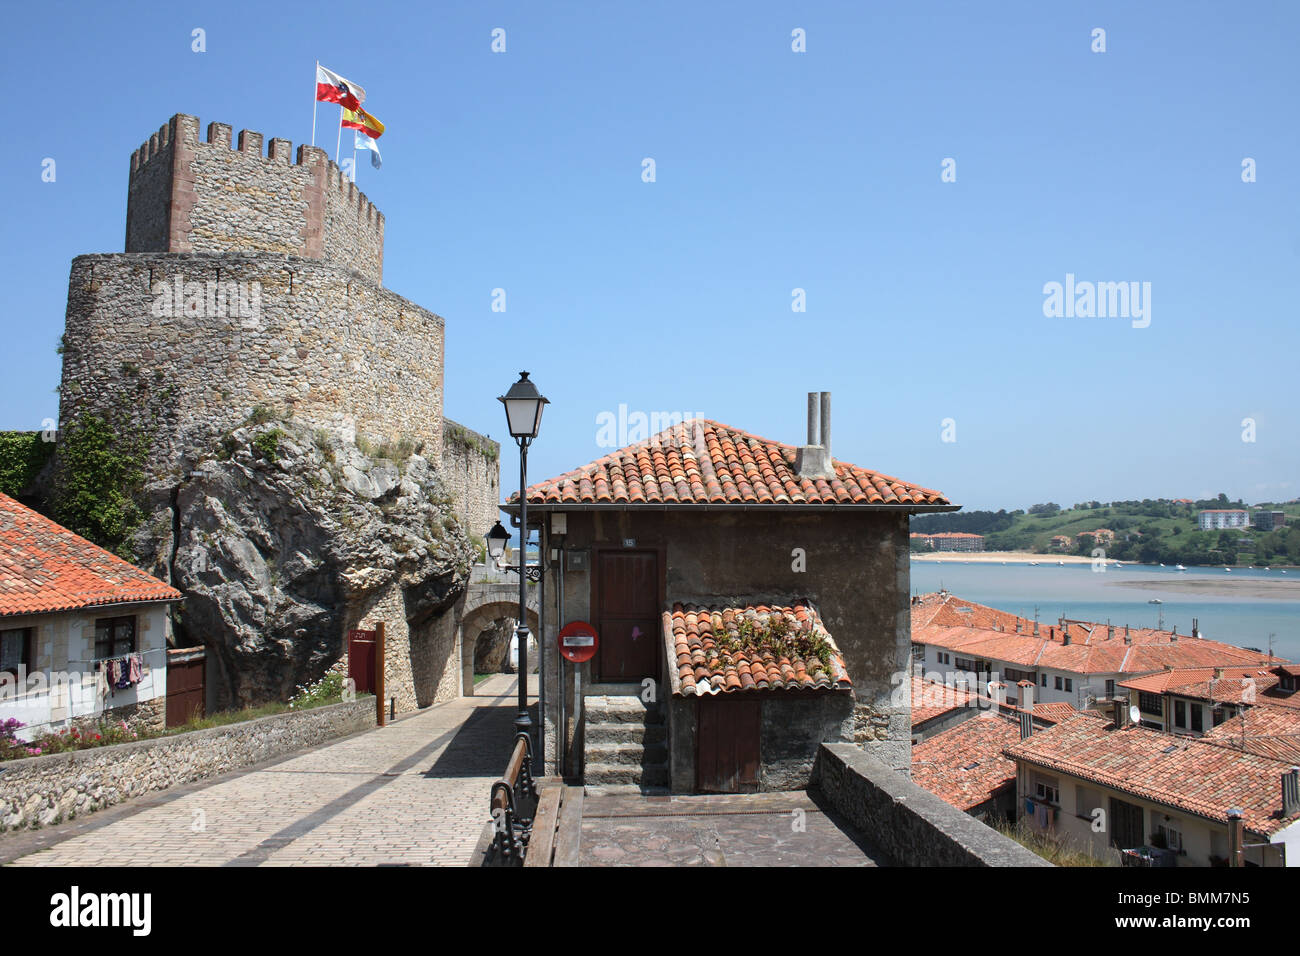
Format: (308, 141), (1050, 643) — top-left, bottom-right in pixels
(495, 371), (548, 742)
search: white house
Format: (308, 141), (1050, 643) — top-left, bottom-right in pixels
(0, 493), (182, 741)
(1004, 706), (1300, 866)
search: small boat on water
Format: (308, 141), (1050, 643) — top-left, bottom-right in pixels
(1148, 599), (1162, 605)
(1176, 564), (1186, 571)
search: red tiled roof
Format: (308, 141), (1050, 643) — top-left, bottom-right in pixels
(0, 493), (181, 616)
(910, 676), (976, 726)
(913, 593), (1282, 677)
(912, 713), (1021, 811)
(1202, 704), (1300, 763)
(1119, 667), (1281, 706)
(519, 419), (950, 507)
(664, 601), (852, 696)
(1004, 713), (1300, 835)
(1029, 701), (1078, 724)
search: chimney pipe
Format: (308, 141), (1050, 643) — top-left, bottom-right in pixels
(795, 391), (833, 478)
(819, 391), (831, 458)
(1020, 682), (1034, 713)
(1124, 624), (1131, 645)
(1112, 698), (1128, 728)
(1063, 623), (1071, 646)
(1228, 808), (1244, 867)
(1033, 620), (1039, 637)
(1283, 768), (1300, 819)
(1019, 711), (1033, 740)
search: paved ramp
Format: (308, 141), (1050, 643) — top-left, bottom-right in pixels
(562, 789), (889, 866)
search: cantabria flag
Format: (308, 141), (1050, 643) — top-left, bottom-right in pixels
(355, 131), (382, 169)
(316, 64), (365, 111)
(341, 106), (384, 139)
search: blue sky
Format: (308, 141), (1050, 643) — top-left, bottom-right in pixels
(3, 1), (1298, 512)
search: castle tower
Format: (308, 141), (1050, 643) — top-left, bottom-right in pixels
(51, 115), (492, 714)
(60, 113), (442, 477)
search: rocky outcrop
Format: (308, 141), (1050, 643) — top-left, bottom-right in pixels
(132, 419), (473, 710)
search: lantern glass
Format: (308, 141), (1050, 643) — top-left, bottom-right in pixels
(498, 372), (548, 440)
(485, 521), (510, 561)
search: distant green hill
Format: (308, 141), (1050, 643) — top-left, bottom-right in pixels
(911, 497), (1300, 567)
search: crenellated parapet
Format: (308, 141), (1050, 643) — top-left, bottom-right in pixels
(126, 114), (384, 284)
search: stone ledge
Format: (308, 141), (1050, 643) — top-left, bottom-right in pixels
(812, 742), (1050, 867)
(0, 698), (375, 832)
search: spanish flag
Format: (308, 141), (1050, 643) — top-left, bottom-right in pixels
(341, 106), (384, 139)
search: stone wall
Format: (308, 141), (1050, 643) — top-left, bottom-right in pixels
(0, 698), (374, 832)
(348, 584), (464, 716)
(441, 419), (500, 542)
(59, 252), (444, 479)
(126, 114), (384, 284)
(812, 743), (1050, 867)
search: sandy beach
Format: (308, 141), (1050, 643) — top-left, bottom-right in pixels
(1107, 577), (1300, 600)
(911, 551), (1097, 565)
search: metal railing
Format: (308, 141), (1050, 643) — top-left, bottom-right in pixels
(489, 731), (539, 863)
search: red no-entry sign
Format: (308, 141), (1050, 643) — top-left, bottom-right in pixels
(557, 620), (599, 664)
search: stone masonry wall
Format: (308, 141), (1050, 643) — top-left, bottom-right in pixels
(59, 252), (444, 479)
(125, 114), (384, 284)
(441, 419), (500, 543)
(0, 698), (374, 832)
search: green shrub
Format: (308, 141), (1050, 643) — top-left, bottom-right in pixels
(0, 431), (55, 496)
(53, 414), (149, 557)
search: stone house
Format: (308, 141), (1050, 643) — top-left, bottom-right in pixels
(513, 394), (955, 791)
(0, 493), (182, 740)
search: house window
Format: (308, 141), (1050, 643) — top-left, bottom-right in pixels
(94, 616), (136, 660)
(1077, 786), (1103, 822)
(1, 628), (31, 675)
(1174, 700), (1187, 729)
(1154, 820), (1184, 853)
(1105, 680), (1115, 697)
(1064, 678), (1073, 692)
(1041, 674), (1048, 687)
(1213, 707), (1228, 727)
(1054, 676), (1063, 691)
(1035, 777), (1060, 805)
(954, 658), (976, 673)
(1138, 692), (1163, 715)
(911, 643), (925, 661)
(1005, 668), (1034, 684)
(1191, 705), (1203, 733)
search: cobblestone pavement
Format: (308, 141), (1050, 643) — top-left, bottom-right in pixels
(577, 790), (889, 866)
(4, 675), (526, 867)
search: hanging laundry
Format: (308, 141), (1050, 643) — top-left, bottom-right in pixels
(114, 658), (132, 690)
(128, 653), (142, 684)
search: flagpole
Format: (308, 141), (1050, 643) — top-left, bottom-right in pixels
(335, 106), (343, 164)
(351, 139), (358, 184)
(311, 60), (319, 147)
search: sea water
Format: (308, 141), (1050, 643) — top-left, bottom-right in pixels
(909, 561), (1300, 662)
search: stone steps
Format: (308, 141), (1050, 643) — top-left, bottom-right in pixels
(583, 694), (669, 791)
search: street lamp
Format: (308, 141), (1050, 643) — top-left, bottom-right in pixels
(485, 521), (510, 563)
(496, 371), (548, 742)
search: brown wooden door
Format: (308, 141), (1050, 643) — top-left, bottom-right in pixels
(696, 696), (760, 793)
(595, 550), (660, 683)
(166, 656), (205, 727)
(348, 629), (377, 694)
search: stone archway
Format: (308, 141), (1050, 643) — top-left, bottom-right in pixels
(459, 600), (539, 696)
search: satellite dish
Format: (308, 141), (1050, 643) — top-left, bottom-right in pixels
(1129, 705), (1141, 725)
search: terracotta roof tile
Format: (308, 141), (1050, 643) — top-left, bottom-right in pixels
(913, 592), (1282, 677)
(664, 600), (852, 697)
(0, 493), (181, 617)
(519, 419), (949, 508)
(1004, 712), (1300, 835)
(912, 713), (1021, 811)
